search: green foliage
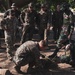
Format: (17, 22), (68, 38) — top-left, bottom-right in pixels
(37, 0), (75, 11)
(37, 0), (45, 4)
(0, 0), (75, 12)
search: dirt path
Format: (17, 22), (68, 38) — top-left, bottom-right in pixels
(0, 29), (75, 75)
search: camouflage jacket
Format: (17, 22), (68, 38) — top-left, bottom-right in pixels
(1, 16), (18, 33)
(13, 41), (41, 66)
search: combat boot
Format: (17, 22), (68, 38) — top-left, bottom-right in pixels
(14, 65), (25, 74)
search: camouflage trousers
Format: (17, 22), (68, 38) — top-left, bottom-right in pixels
(4, 31), (15, 54)
(39, 28), (49, 44)
(21, 25), (35, 44)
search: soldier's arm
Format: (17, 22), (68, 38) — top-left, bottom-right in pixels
(15, 18), (20, 31)
(35, 11), (40, 28)
(4, 9), (10, 18)
(19, 12), (25, 24)
(1, 18), (6, 30)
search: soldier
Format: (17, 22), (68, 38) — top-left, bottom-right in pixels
(52, 4), (63, 41)
(62, 3), (74, 37)
(20, 2), (38, 44)
(4, 3), (21, 40)
(62, 3), (75, 68)
(48, 30), (69, 58)
(49, 3), (75, 67)
(1, 10), (18, 60)
(13, 40), (47, 74)
(38, 3), (52, 44)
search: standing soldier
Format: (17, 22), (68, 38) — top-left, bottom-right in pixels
(1, 10), (18, 60)
(52, 4), (63, 42)
(63, 3), (74, 38)
(38, 3), (52, 44)
(62, 3), (75, 68)
(4, 3), (21, 39)
(20, 2), (38, 44)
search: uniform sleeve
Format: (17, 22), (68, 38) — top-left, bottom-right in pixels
(15, 18), (19, 28)
(20, 12), (25, 24)
(1, 18), (6, 30)
(68, 12), (74, 39)
(4, 10), (10, 18)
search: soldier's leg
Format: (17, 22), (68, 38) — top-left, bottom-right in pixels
(27, 61), (35, 73)
(6, 43), (14, 60)
(28, 27), (34, 40)
(5, 34), (14, 60)
(53, 27), (57, 41)
(39, 29), (44, 40)
(28, 58), (35, 68)
(69, 43), (75, 68)
(13, 55), (30, 74)
(67, 24), (71, 34)
(44, 29), (47, 40)
(20, 25), (29, 44)
(14, 60), (26, 74)
(58, 27), (62, 40)
(44, 29), (49, 45)
(0, 39), (1, 48)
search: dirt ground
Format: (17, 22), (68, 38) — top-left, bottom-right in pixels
(0, 34), (75, 75)
(0, 13), (75, 75)
(0, 27), (75, 75)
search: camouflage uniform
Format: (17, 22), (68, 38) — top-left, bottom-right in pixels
(63, 10), (75, 67)
(49, 30), (69, 58)
(38, 5), (52, 43)
(1, 16), (18, 57)
(49, 10), (74, 58)
(20, 8), (38, 43)
(4, 3), (21, 40)
(63, 11), (74, 36)
(13, 41), (42, 68)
